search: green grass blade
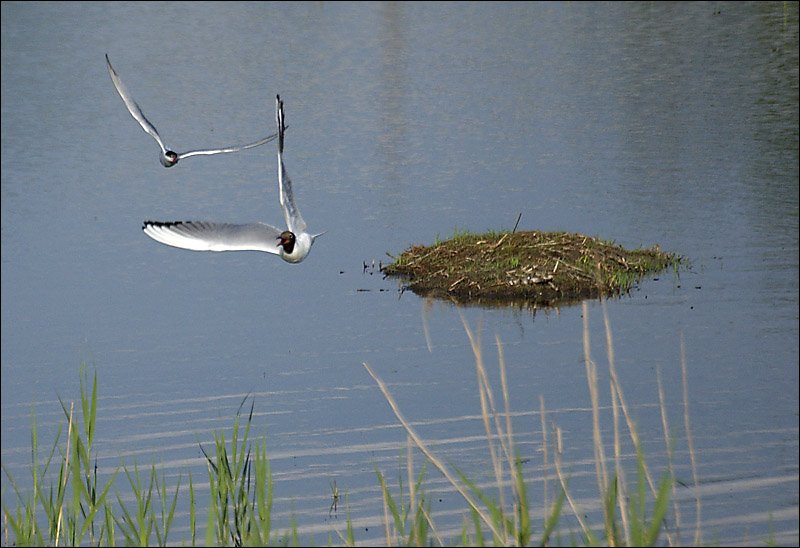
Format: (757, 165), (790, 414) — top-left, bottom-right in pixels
(512, 456), (531, 546)
(375, 467), (405, 539)
(539, 488), (566, 546)
(470, 506), (485, 547)
(644, 475), (673, 545)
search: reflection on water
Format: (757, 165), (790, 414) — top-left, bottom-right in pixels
(1, 1), (797, 545)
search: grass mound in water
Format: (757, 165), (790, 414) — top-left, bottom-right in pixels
(382, 229), (681, 305)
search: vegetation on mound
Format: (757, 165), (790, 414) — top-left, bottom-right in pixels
(382, 229), (682, 305)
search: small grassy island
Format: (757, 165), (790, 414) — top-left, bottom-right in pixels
(382, 229), (681, 306)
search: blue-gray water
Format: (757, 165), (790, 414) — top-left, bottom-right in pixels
(2, 2), (798, 545)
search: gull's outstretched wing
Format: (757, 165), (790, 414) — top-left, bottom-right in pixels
(177, 132), (279, 160)
(142, 221), (283, 253)
(106, 54), (168, 154)
(276, 95), (307, 235)
(107, 54), (279, 166)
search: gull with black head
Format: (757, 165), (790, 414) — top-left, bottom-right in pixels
(142, 95), (323, 263)
(106, 54), (279, 168)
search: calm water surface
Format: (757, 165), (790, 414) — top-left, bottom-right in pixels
(2, 2), (797, 545)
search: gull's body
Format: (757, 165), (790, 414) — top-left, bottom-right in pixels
(143, 95), (323, 263)
(106, 54), (278, 168)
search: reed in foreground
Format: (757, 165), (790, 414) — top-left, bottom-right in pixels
(3, 303), (702, 546)
(0, 372), (296, 547)
(1, 367), (122, 547)
(363, 301), (699, 546)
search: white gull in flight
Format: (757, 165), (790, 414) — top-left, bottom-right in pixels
(106, 54), (278, 168)
(142, 95), (324, 263)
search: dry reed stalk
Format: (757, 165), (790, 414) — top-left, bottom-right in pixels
(496, 332), (523, 525)
(458, 313), (510, 534)
(539, 395), (550, 514)
(406, 436), (415, 517)
(681, 333), (702, 546)
(553, 426), (594, 537)
(403, 436), (444, 546)
(611, 378), (632, 544)
(362, 361), (505, 543)
(602, 302), (627, 542)
(657, 365), (682, 546)
(601, 302), (660, 496)
(600, 300), (680, 545)
(582, 302), (612, 541)
(55, 401), (74, 548)
(421, 504), (443, 546)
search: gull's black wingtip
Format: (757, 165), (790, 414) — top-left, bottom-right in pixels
(276, 95), (286, 153)
(143, 220), (189, 230)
